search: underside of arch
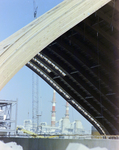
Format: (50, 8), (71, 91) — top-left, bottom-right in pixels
(27, 0), (119, 135)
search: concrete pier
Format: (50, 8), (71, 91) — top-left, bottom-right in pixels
(0, 137), (119, 150)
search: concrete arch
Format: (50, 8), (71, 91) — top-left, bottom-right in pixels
(0, 0), (110, 90)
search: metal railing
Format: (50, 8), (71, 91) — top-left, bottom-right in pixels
(1, 134), (119, 140)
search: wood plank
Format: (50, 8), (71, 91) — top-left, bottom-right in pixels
(0, 0), (111, 90)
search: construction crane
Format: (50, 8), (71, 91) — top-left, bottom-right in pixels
(32, 73), (39, 133)
(33, 0), (38, 18)
(32, 1), (41, 134)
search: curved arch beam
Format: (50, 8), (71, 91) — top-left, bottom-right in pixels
(0, 0), (110, 90)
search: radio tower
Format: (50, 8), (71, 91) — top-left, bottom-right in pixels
(32, 73), (39, 133)
(51, 90), (56, 127)
(65, 102), (69, 119)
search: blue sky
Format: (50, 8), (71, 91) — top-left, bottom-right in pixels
(0, 0), (91, 132)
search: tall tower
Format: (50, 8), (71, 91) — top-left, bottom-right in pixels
(32, 72), (39, 133)
(65, 102), (69, 119)
(51, 90), (56, 127)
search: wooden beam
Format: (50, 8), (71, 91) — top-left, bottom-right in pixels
(97, 10), (119, 31)
(0, 0), (111, 90)
(73, 25), (114, 61)
(108, 0), (119, 12)
(84, 18), (119, 48)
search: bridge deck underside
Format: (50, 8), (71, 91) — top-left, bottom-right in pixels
(27, 1), (119, 135)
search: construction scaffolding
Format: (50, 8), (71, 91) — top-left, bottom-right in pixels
(0, 99), (17, 136)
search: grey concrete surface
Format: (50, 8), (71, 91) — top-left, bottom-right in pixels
(0, 137), (119, 150)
